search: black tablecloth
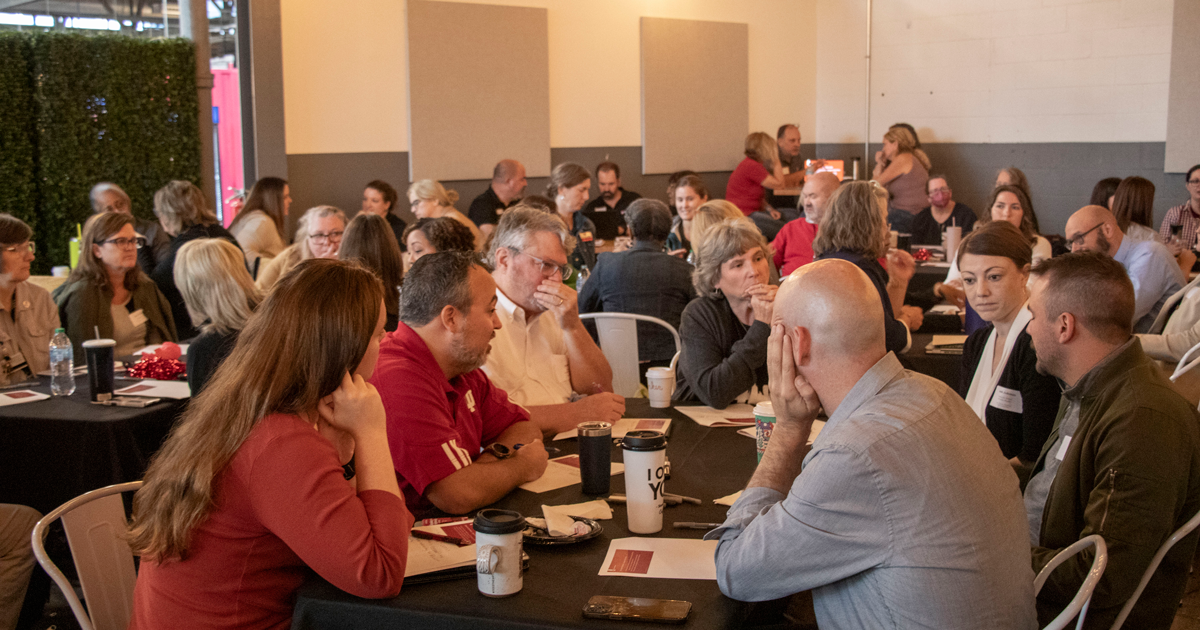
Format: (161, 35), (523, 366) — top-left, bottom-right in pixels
(906, 263), (950, 312)
(900, 333), (962, 391)
(293, 399), (763, 630)
(0, 374), (187, 513)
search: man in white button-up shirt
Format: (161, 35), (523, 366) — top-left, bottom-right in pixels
(484, 206), (625, 434)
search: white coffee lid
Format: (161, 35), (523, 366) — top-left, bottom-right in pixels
(646, 367), (673, 377)
(82, 339), (116, 348)
(753, 401), (775, 417)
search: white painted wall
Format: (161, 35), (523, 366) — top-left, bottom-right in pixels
(281, 0), (817, 155)
(816, 0), (1175, 145)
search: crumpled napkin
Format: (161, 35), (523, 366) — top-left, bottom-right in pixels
(539, 499), (612, 537)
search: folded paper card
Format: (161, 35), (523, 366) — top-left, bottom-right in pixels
(554, 417), (672, 441)
(114, 380), (190, 399)
(676, 404), (756, 427)
(599, 537), (718, 580)
(0, 390), (49, 406)
(542, 499), (612, 536)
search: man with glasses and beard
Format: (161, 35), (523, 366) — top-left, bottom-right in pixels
(371, 251), (548, 517)
(483, 207), (626, 434)
(1064, 205), (1183, 333)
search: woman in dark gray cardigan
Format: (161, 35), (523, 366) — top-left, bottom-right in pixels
(674, 219), (775, 409)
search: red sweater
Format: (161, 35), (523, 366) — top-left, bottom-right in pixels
(131, 414), (412, 630)
(772, 218), (819, 276)
(725, 157), (770, 215)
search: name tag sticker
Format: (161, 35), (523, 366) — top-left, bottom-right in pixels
(579, 231), (594, 243)
(989, 386), (1023, 414)
(1055, 436), (1072, 461)
(129, 309), (148, 328)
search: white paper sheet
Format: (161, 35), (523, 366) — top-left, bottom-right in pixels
(553, 417), (672, 441)
(519, 456), (624, 493)
(114, 380), (191, 399)
(675, 404), (757, 428)
(0, 390), (49, 406)
(404, 533), (477, 577)
(928, 304), (962, 315)
(598, 537), (718, 580)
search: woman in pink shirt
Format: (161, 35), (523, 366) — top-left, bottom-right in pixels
(128, 258), (411, 630)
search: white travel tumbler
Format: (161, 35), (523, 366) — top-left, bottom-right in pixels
(474, 509), (525, 597)
(621, 431), (668, 534)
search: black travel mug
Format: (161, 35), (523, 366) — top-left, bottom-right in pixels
(577, 421), (612, 495)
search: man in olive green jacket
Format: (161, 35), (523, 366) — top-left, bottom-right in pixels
(1024, 252), (1200, 630)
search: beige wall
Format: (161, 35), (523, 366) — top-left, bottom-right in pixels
(281, 0), (817, 156)
(816, 0), (1176, 145)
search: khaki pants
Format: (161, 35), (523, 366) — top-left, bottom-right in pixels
(0, 504), (40, 630)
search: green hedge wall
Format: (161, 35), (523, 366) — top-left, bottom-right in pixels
(0, 32), (200, 273)
(0, 34), (39, 242)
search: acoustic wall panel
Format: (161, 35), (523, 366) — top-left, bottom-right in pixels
(407, 0), (550, 181)
(1165, 0), (1200, 173)
(641, 17), (748, 175)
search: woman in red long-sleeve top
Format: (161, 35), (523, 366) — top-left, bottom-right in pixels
(127, 258), (412, 630)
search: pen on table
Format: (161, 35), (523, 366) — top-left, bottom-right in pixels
(411, 530), (470, 546)
(673, 522), (723, 530)
(664, 493), (701, 505)
(0, 380), (40, 390)
(417, 517), (472, 527)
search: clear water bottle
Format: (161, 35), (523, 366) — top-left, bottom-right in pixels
(49, 328), (75, 396)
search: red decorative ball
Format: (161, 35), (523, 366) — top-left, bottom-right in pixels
(129, 356), (186, 381)
(914, 248), (931, 262)
(153, 341), (182, 361)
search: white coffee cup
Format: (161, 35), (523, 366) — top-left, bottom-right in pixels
(474, 509), (525, 597)
(50, 266), (71, 278)
(944, 226), (963, 262)
(645, 367), (675, 408)
(622, 431), (668, 534)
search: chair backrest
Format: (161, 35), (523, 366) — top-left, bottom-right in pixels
(1035, 534), (1108, 630)
(1109, 507), (1200, 629)
(1171, 340), (1200, 384)
(578, 313), (681, 397)
(31, 481), (142, 630)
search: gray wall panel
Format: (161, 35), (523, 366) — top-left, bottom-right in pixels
(1166, 0), (1200, 173)
(288, 143), (1186, 242)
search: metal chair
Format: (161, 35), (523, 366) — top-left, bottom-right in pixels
(578, 313), (681, 397)
(31, 481), (141, 630)
(1109, 508), (1200, 629)
(1035, 534), (1108, 630)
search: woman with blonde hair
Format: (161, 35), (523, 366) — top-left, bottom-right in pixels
(407, 179), (481, 250)
(174, 238), (261, 393)
(691, 200), (749, 255)
(53, 212), (177, 358)
(256, 205), (347, 291)
(872, 125), (932, 233)
(725, 132), (810, 240)
(813, 180), (921, 353)
(128, 259), (410, 627)
(150, 180), (240, 339)
(675, 219), (775, 408)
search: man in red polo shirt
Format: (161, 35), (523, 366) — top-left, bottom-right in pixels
(772, 172), (839, 276)
(371, 251), (548, 516)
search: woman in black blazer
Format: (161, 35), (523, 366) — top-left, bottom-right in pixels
(956, 221), (1060, 480)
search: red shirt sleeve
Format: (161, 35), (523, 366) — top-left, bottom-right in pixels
(242, 418), (412, 599)
(379, 371), (480, 496)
